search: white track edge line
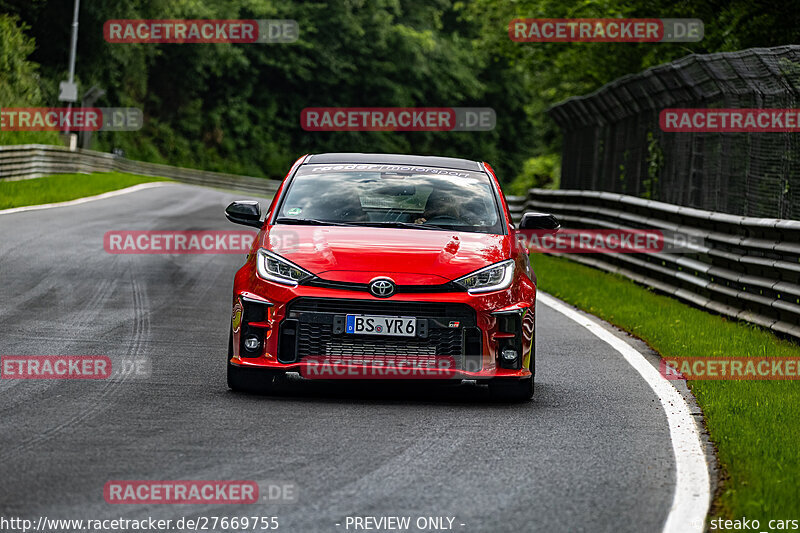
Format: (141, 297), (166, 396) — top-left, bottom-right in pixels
(0, 182), (171, 215)
(538, 292), (710, 533)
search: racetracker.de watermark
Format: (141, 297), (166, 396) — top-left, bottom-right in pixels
(661, 357), (800, 380)
(0, 108), (142, 131)
(509, 18), (703, 42)
(0, 355), (151, 380)
(1, 356), (111, 379)
(104, 230), (257, 254)
(514, 229), (705, 253)
(298, 355), (489, 379)
(660, 108), (800, 132)
(104, 480), (297, 504)
(300, 107), (495, 131)
(104, 19), (298, 43)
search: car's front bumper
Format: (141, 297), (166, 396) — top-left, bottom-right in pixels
(230, 267), (536, 380)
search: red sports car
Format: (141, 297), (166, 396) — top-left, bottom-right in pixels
(225, 153), (559, 401)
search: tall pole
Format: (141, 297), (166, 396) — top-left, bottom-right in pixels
(63, 0), (80, 139)
(67, 0), (80, 84)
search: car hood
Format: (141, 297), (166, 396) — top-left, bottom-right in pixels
(261, 225), (510, 284)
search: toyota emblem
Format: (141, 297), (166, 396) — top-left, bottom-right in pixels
(369, 278), (396, 298)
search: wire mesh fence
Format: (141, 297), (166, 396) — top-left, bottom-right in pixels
(548, 45), (800, 219)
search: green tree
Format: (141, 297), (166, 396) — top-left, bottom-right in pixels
(0, 13), (58, 144)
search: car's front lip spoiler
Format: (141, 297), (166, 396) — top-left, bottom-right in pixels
(230, 358), (531, 380)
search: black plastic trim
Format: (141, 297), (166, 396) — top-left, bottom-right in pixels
(300, 276), (464, 294)
(304, 153), (481, 171)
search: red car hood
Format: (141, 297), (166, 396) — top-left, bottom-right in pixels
(262, 225), (510, 284)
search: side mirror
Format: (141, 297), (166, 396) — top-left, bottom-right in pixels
(225, 201), (262, 228)
(519, 212), (560, 232)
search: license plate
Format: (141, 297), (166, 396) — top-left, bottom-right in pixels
(345, 315), (416, 337)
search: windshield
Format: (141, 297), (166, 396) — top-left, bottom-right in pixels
(274, 165), (504, 234)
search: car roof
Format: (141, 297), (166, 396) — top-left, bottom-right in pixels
(303, 153), (483, 172)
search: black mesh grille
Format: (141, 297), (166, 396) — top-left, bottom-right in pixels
(284, 298), (476, 361)
(296, 322), (463, 357)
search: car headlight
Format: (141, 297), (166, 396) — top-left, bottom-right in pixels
(454, 259), (515, 294)
(256, 249), (312, 286)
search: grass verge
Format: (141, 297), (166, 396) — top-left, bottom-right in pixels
(531, 253), (800, 522)
(0, 172), (169, 210)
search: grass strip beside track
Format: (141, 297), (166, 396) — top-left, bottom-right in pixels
(0, 172), (169, 209)
(530, 253), (800, 523)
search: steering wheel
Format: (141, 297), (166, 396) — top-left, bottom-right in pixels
(424, 215), (461, 224)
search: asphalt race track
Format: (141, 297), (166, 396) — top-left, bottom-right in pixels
(0, 183), (678, 532)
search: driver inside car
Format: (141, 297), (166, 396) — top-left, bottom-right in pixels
(414, 189), (463, 224)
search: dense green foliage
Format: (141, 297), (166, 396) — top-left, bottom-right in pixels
(506, 153), (560, 194)
(1, 0), (798, 182)
(464, 0), (800, 149)
(0, 14), (59, 144)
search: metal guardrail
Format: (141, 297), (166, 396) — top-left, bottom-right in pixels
(0, 144), (279, 197)
(508, 189), (800, 340)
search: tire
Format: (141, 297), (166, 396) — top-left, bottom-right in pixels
(489, 376), (534, 402)
(226, 331), (276, 394)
